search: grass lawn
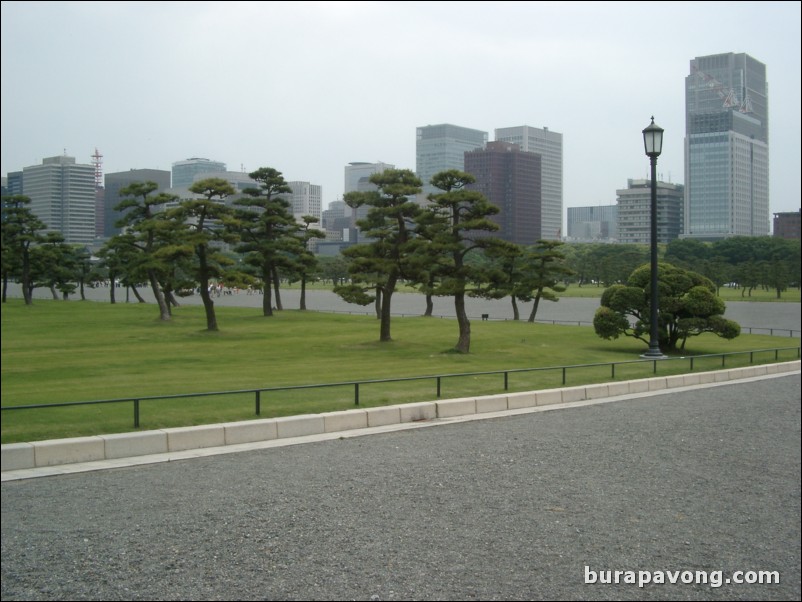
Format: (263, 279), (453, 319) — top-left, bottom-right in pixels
(1, 299), (798, 443)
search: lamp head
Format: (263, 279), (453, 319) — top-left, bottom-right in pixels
(642, 117), (664, 157)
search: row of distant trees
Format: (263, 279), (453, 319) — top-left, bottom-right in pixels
(563, 236), (800, 298)
(0, 167), (576, 353)
(2, 168), (799, 354)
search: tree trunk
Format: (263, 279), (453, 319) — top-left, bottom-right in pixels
(374, 287), (382, 320)
(527, 293), (543, 322)
(424, 293), (434, 317)
(454, 291), (471, 353)
(165, 290), (181, 311)
(272, 267), (283, 310)
(199, 285), (218, 331)
(300, 276), (307, 310)
(21, 250), (33, 305)
(49, 285), (58, 300)
(510, 295), (520, 321)
(131, 285), (146, 303)
(379, 277), (396, 342)
(148, 270), (171, 320)
(262, 266), (273, 316)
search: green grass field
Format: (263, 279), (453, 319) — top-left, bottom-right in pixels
(1, 299), (798, 443)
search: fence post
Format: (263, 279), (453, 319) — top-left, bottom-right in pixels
(504, 372), (508, 391)
(562, 367), (566, 385)
(255, 390), (261, 416)
(436, 376), (441, 398)
(354, 383), (359, 406)
(133, 399), (140, 428)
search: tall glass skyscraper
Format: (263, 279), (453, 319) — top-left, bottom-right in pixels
(684, 53), (769, 240)
(416, 124), (487, 200)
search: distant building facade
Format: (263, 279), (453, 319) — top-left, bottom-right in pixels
(344, 161), (394, 195)
(104, 169), (171, 237)
(4, 171), (24, 196)
(773, 210), (800, 239)
(286, 181), (322, 223)
(684, 52), (769, 240)
(416, 124), (487, 200)
(495, 125), (563, 240)
(171, 157), (227, 189)
(617, 179), (684, 244)
(343, 161), (394, 227)
(567, 205), (618, 241)
(464, 141), (542, 245)
(22, 155), (96, 245)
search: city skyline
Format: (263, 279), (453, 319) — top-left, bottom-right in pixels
(2, 2), (800, 225)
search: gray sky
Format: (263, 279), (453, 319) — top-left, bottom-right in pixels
(2, 1), (800, 221)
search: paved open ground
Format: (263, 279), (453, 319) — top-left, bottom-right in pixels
(2, 372), (800, 601)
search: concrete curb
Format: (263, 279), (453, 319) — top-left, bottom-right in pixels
(2, 361), (799, 474)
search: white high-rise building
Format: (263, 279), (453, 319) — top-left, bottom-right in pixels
(495, 125), (563, 241)
(22, 155), (96, 245)
(286, 181), (322, 223)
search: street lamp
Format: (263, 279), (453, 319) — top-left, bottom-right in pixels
(641, 117), (666, 359)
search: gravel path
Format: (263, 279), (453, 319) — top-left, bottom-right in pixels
(2, 374), (799, 601)
(5, 283), (801, 335)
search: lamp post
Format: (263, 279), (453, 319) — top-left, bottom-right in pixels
(641, 117), (666, 359)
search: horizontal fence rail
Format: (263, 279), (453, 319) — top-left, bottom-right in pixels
(2, 347), (799, 430)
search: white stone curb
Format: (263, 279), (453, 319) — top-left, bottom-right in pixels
(2, 361), (799, 474)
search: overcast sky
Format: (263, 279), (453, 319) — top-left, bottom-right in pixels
(2, 1), (800, 221)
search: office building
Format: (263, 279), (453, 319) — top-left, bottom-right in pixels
(684, 53), (769, 240)
(567, 205), (618, 242)
(773, 210), (800, 240)
(416, 124), (487, 200)
(495, 125), (563, 240)
(104, 169), (171, 238)
(343, 161), (394, 225)
(617, 179), (684, 245)
(344, 161), (394, 194)
(286, 181), (322, 223)
(4, 172), (24, 196)
(464, 141), (541, 245)
(21, 155), (96, 245)
(171, 157), (227, 189)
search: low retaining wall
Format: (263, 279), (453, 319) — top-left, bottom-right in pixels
(3, 361), (799, 473)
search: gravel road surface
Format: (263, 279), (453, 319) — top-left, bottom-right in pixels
(2, 373), (800, 601)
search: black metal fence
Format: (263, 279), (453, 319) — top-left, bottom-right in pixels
(2, 346), (799, 430)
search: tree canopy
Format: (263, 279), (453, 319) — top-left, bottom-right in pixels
(593, 262), (741, 352)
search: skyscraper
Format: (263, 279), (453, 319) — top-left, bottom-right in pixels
(286, 181), (322, 223)
(104, 169), (171, 238)
(684, 52), (769, 240)
(464, 141), (542, 245)
(22, 155), (96, 245)
(495, 125), (563, 240)
(171, 157), (227, 189)
(344, 161), (394, 195)
(416, 124), (487, 200)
